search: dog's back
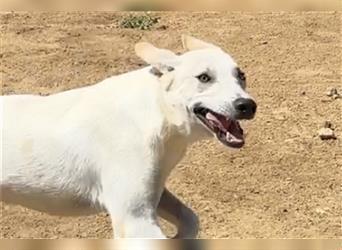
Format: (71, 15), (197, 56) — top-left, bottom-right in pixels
(0, 67), (165, 216)
(1, 88), (103, 214)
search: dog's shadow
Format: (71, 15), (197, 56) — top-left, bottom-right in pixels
(177, 239), (206, 250)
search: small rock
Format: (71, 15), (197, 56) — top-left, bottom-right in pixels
(326, 87), (337, 97)
(315, 207), (328, 215)
(326, 87), (341, 99)
(333, 93), (341, 99)
(203, 206), (211, 212)
(318, 127), (336, 140)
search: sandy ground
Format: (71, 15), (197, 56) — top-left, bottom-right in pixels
(0, 12), (341, 239)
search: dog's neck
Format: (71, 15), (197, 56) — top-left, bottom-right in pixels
(158, 84), (210, 145)
(154, 87), (211, 189)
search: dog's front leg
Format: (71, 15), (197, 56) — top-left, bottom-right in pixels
(103, 187), (166, 238)
(104, 195), (166, 238)
(158, 188), (199, 238)
(101, 163), (166, 239)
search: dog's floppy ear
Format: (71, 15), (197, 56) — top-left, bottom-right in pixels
(135, 42), (179, 76)
(181, 35), (219, 51)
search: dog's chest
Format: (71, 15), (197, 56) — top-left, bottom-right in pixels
(157, 133), (188, 184)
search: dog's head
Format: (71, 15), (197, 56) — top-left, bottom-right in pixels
(135, 35), (257, 149)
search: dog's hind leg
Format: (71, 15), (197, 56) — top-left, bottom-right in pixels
(158, 188), (199, 239)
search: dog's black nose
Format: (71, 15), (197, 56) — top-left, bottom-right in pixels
(233, 98), (257, 120)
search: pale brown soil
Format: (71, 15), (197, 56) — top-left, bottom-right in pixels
(0, 12), (341, 239)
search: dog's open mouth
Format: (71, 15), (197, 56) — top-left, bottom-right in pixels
(194, 107), (244, 148)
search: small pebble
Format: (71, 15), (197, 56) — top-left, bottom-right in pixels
(333, 94), (341, 99)
(326, 87), (341, 99)
(326, 87), (337, 97)
(318, 127), (336, 140)
(315, 208), (327, 215)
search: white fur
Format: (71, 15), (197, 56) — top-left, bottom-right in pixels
(0, 35), (254, 238)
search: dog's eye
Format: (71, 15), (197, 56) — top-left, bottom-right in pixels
(238, 71), (246, 81)
(235, 67), (246, 89)
(197, 73), (212, 83)
(237, 68), (246, 82)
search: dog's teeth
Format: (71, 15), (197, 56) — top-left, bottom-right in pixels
(226, 132), (233, 142)
(226, 132), (242, 143)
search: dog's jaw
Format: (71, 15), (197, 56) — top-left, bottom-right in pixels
(193, 106), (245, 148)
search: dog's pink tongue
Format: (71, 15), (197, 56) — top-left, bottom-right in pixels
(206, 112), (230, 129)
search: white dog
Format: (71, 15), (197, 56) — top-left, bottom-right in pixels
(0, 35), (256, 238)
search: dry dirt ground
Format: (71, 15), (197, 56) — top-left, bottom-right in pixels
(0, 12), (341, 239)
